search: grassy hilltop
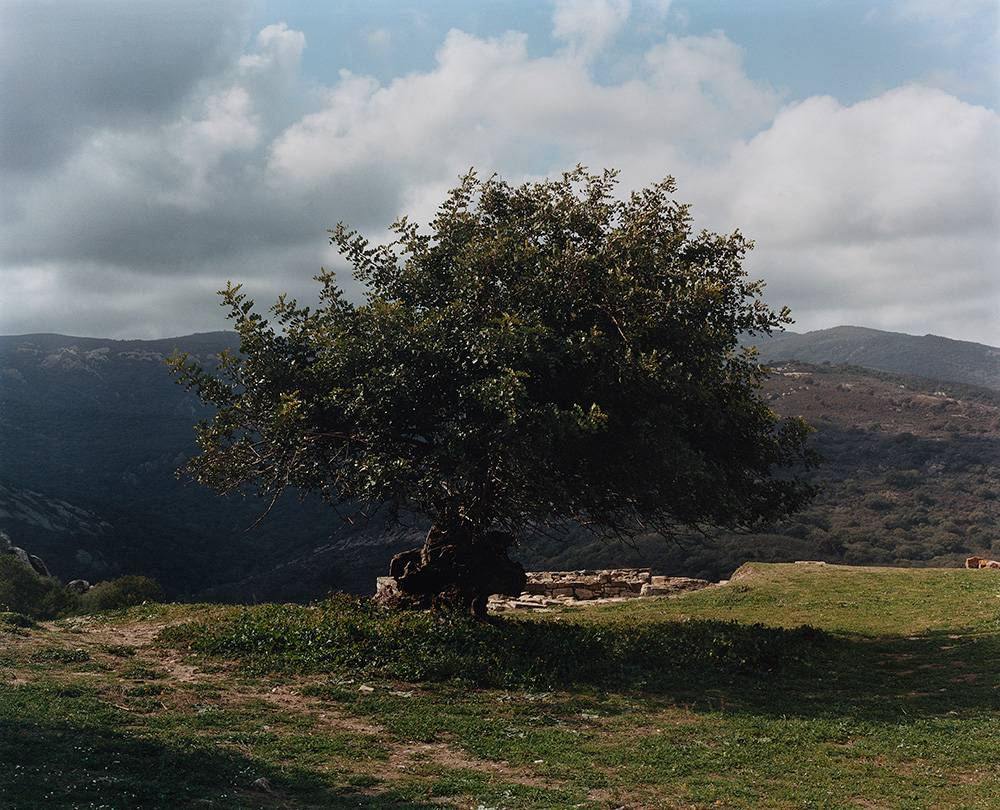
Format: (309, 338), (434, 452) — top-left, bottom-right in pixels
(2, 563), (999, 809)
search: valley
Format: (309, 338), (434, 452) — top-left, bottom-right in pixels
(2, 328), (999, 601)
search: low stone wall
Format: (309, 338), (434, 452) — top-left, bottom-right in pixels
(375, 567), (713, 612)
(523, 568), (709, 599)
(491, 568), (712, 612)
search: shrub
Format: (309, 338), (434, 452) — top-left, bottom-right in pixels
(79, 575), (164, 613)
(0, 610), (36, 630)
(0, 556), (79, 619)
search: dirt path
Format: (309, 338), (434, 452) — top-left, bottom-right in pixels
(13, 614), (569, 796)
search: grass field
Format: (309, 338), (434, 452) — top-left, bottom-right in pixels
(2, 563), (998, 808)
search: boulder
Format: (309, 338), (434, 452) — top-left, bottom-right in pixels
(966, 556), (1000, 569)
(67, 579), (92, 594)
(0, 531), (52, 578)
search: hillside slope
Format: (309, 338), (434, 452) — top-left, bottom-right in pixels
(522, 361), (1000, 580)
(751, 326), (1000, 390)
(2, 331), (999, 598)
(0, 333), (413, 598)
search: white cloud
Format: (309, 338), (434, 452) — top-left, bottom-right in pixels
(239, 22), (306, 76)
(266, 29), (778, 195)
(699, 86), (1000, 342)
(552, 0), (631, 59)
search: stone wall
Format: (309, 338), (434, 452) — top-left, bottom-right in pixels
(523, 568), (710, 600)
(375, 567), (713, 612)
(489, 569), (712, 612)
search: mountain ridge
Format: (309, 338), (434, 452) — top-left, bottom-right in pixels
(7, 323), (997, 390)
(750, 325), (1000, 390)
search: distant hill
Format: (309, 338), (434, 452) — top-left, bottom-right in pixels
(2, 330), (998, 599)
(522, 361), (1000, 580)
(0, 332), (414, 600)
(750, 326), (1000, 391)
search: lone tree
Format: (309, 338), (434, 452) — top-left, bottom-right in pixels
(170, 168), (814, 617)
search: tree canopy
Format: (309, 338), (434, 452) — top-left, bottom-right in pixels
(170, 168), (815, 610)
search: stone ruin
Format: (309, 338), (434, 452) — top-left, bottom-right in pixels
(489, 568), (713, 612)
(377, 566), (714, 613)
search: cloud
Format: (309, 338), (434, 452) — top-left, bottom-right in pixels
(552, 0), (631, 59)
(0, 0), (248, 174)
(0, 4), (997, 346)
(699, 86), (1000, 341)
(266, 29), (778, 196)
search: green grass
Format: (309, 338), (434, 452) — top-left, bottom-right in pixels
(159, 593), (830, 690)
(585, 562), (1000, 636)
(2, 563), (999, 808)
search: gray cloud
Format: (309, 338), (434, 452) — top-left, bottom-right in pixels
(0, 0), (249, 174)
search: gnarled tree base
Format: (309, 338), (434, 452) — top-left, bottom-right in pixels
(382, 525), (526, 619)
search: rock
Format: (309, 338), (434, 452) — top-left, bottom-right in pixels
(67, 579), (91, 593)
(375, 576), (401, 603)
(250, 777), (273, 793)
(966, 556), (1000, 569)
(0, 531), (52, 578)
(28, 555), (50, 577)
(574, 587), (595, 600)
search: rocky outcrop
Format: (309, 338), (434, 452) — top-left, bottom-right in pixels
(0, 530), (52, 578)
(522, 568), (711, 599)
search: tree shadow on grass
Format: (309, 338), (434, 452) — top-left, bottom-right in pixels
(0, 717), (432, 810)
(389, 619), (1000, 724)
(516, 622), (1000, 724)
(693, 629), (1000, 724)
(161, 602), (1000, 726)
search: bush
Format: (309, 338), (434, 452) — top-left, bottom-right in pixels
(0, 559), (165, 618)
(0, 556), (79, 619)
(79, 575), (164, 613)
(0, 610), (37, 630)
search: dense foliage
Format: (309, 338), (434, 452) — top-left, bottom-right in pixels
(79, 575), (164, 613)
(171, 169), (814, 599)
(0, 557), (78, 619)
(0, 557), (163, 619)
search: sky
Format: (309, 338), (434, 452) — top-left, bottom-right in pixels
(1, 0), (998, 344)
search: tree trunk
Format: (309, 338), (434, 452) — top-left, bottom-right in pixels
(385, 524), (526, 617)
